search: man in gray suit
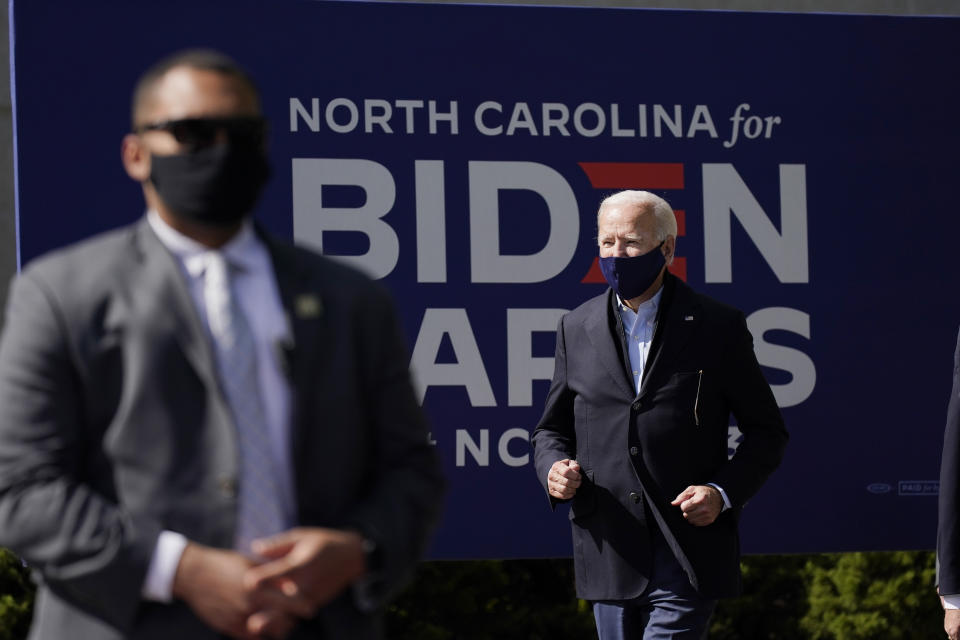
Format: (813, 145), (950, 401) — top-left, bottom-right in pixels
(0, 50), (444, 639)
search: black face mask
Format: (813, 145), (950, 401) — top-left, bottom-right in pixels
(598, 241), (666, 300)
(149, 143), (270, 227)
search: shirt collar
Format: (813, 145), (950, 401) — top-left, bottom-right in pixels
(616, 285), (663, 318)
(147, 209), (262, 277)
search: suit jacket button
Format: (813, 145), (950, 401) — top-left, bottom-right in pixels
(629, 446), (639, 456)
(218, 476), (237, 497)
(632, 400), (642, 411)
(629, 492), (640, 504)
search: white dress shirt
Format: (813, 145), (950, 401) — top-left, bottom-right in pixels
(142, 210), (293, 602)
(616, 287), (730, 511)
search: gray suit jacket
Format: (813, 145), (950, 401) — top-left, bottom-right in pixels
(0, 218), (444, 639)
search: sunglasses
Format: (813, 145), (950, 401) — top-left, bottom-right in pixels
(134, 116), (267, 150)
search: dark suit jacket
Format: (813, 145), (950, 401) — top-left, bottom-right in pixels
(939, 328), (960, 595)
(531, 273), (787, 600)
(0, 218), (444, 639)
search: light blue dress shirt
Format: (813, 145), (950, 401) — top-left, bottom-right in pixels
(616, 289), (662, 394)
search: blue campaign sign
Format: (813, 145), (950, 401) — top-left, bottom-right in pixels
(10, 0), (960, 558)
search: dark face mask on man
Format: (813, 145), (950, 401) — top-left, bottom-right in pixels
(141, 116), (271, 227)
(598, 241), (666, 300)
(149, 142), (270, 227)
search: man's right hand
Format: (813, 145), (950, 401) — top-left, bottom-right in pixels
(547, 459), (581, 500)
(172, 543), (295, 639)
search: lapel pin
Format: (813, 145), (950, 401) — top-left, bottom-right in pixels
(295, 294), (323, 319)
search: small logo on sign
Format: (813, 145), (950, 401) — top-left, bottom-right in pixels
(898, 480), (939, 496)
(866, 483), (892, 494)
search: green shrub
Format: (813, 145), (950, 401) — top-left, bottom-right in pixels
(710, 554), (810, 639)
(800, 551), (940, 640)
(386, 552), (944, 639)
(0, 548), (947, 639)
(0, 548), (34, 640)
(385, 559), (595, 640)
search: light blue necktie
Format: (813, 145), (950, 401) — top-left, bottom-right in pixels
(202, 251), (291, 554)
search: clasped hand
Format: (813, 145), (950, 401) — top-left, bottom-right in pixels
(174, 527), (366, 639)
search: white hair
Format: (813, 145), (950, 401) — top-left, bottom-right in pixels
(598, 190), (677, 242)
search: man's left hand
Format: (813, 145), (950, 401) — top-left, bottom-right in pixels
(671, 485), (723, 526)
(244, 527), (367, 619)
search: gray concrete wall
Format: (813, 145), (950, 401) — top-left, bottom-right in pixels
(2, 0), (958, 331)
